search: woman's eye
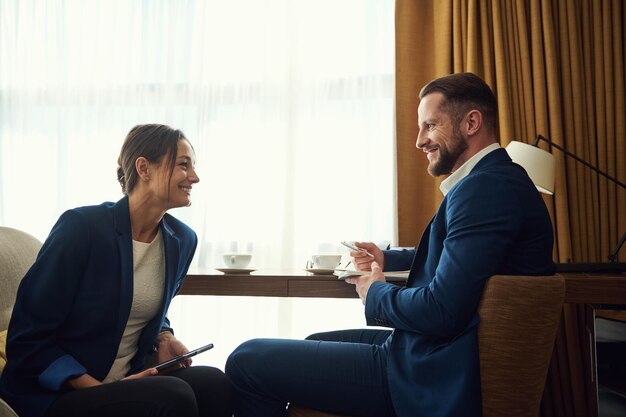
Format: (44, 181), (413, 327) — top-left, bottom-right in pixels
(180, 162), (188, 168)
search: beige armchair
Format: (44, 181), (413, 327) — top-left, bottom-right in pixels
(289, 274), (565, 417)
(0, 227), (42, 417)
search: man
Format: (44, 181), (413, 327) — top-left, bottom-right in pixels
(225, 72), (555, 417)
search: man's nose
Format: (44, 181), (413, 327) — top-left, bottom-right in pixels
(416, 128), (428, 149)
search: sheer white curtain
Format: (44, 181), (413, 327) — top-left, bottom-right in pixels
(0, 0), (396, 368)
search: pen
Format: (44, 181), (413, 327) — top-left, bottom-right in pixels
(341, 241), (375, 258)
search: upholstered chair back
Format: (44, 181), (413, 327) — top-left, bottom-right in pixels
(0, 227), (42, 331)
(0, 226), (42, 417)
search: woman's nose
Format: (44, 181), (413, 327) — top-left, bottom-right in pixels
(190, 169), (200, 183)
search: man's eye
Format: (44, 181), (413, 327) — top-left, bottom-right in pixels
(425, 123), (434, 130)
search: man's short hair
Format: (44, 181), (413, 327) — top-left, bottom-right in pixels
(419, 72), (498, 135)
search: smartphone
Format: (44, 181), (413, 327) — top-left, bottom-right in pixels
(341, 241), (374, 257)
(154, 343), (214, 371)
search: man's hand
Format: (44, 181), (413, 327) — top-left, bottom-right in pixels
(345, 261), (385, 304)
(350, 242), (384, 271)
(156, 331), (191, 369)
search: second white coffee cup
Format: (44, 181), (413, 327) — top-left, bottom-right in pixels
(311, 254), (342, 270)
(223, 254), (252, 268)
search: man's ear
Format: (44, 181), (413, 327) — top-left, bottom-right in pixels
(464, 109), (483, 136)
(135, 157), (150, 181)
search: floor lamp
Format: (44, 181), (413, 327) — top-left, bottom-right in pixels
(506, 135), (626, 273)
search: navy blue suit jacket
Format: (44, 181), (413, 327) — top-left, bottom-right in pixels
(0, 196), (197, 417)
(365, 148), (555, 417)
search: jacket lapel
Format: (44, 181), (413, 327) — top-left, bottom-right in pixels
(113, 197), (134, 338)
(161, 218), (181, 304)
(407, 217), (433, 287)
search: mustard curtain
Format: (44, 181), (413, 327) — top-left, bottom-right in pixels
(395, 0), (625, 262)
(395, 1), (625, 416)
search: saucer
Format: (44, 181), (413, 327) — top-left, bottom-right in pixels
(215, 267), (257, 274)
(305, 268), (336, 275)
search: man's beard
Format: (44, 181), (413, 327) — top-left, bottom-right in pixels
(427, 129), (468, 177)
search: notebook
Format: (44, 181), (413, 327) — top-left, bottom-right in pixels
(333, 269), (409, 282)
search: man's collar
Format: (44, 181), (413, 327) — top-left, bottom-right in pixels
(439, 143), (501, 196)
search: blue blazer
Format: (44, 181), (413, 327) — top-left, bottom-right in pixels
(366, 148), (555, 417)
(0, 196), (197, 417)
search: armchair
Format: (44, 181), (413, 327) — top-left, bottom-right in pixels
(0, 227), (42, 417)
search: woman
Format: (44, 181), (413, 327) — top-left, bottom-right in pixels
(0, 124), (232, 417)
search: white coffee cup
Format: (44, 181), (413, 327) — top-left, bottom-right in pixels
(223, 254), (252, 268)
(310, 254), (342, 270)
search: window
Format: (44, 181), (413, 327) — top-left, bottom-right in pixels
(0, 0), (396, 368)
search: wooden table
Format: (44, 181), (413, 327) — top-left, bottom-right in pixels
(181, 269), (358, 298)
(181, 270), (626, 304)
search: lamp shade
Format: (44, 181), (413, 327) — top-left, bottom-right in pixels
(505, 141), (555, 195)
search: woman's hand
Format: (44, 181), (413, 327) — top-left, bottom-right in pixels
(66, 367), (158, 389)
(156, 331), (191, 369)
(122, 368), (158, 380)
(66, 373), (102, 390)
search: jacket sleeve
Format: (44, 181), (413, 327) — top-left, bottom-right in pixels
(365, 175), (524, 338)
(7, 210), (91, 391)
(383, 248), (415, 271)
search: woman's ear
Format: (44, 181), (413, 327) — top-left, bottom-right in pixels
(135, 157), (150, 181)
